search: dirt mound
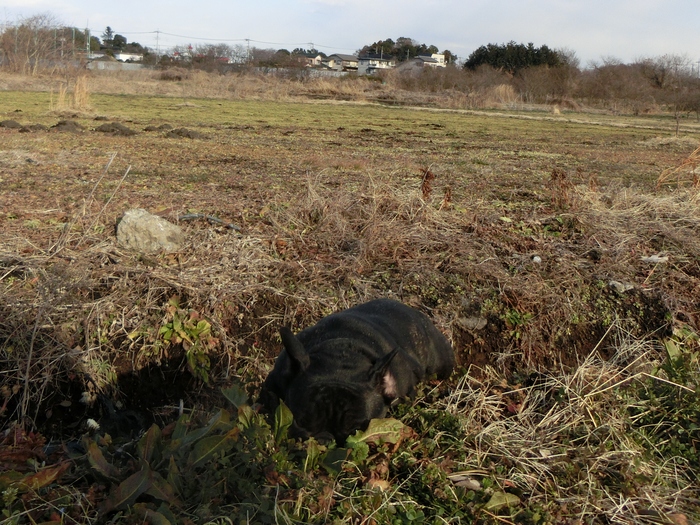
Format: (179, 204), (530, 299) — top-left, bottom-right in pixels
(0, 119), (22, 129)
(144, 123), (173, 132)
(1, 121), (48, 133)
(165, 127), (204, 139)
(94, 122), (137, 136)
(51, 120), (85, 132)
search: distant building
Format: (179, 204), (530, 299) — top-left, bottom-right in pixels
(415, 53), (446, 67)
(396, 53), (448, 75)
(325, 54), (359, 71)
(295, 51), (324, 67)
(357, 54), (397, 75)
(114, 52), (143, 62)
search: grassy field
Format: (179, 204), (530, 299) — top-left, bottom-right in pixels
(1, 82), (699, 524)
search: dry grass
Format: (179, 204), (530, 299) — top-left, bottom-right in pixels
(49, 75), (92, 113)
(657, 142), (700, 189)
(443, 329), (697, 524)
(1, 83), (700, 522)
(2, 166), (699, 425)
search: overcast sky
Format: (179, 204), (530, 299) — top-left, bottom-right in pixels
(2, 0), (699, 67)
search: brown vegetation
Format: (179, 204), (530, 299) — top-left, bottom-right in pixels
(1, 60), (700, 523)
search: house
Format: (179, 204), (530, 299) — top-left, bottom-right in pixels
(295, 51), (324, 67)
(396, 53), (448, 75)
(415, 53), (446, 67)
(357, 54), (397, 75)
(114, 51), (144, 62)
(324, 54), (359, 71)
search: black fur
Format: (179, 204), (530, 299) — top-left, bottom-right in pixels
(260, 299), (455, 443)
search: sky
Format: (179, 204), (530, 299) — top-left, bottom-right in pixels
(2, 0), (699, 67)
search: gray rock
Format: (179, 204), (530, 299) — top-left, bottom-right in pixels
(116, 208), (185, 253)
(608, 280), (634, 294)
(456, 316), (488, 331)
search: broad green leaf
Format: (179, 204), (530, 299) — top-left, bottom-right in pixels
(188, 427), (241, 468)
(164, 410), (233, 458)
(176, 409), (232, 449)
(138, 424), (162, 464)
(171, 413), (191, 441)
(274, 400), (293, 444)
(238, 405), (255, 429)
(484, 491), (520, 511)
(144, 469), (182, 507)
(665, 338), (681, 359)
(101, 468), (151, 514)
(221, 384), (249, 409)
(346, 418), (406, 446)
(304, 439), (322, 473)
(167, 456), (182, 496)
(320, 447), (349, 475)
(157, 503), (179, 524)
(86, 440), (120, 480)
(133, 503), (172, 525)
(172, 314), (182, 333)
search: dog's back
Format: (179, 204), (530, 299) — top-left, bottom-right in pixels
(297, 299), (454, 387)
(260, 299), (455, 441)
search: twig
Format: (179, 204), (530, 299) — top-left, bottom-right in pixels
(75, 165), (131, 248)
(49, 152), (118, 255)
(178, 213), (242, 231)
(642, 372), (696, 393)
(20, 300), (44, 426)
(480, 509), (517, 525)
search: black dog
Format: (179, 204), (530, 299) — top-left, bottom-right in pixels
(260, 299), (454, 443)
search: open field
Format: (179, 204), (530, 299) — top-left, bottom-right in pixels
(1, 82), (700, 524)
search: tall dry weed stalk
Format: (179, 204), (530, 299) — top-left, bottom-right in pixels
(420, 167), (435, 200)
(656, 142), (700, 189)
(549, 167), (574, 209)
(50, 75), (92, 112)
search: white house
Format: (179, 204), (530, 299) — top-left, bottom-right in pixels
(325, 54), (359, 71)
(114, 52), (143, 62)
(357, 54), (397, 75)
(416, 53), (446, 67)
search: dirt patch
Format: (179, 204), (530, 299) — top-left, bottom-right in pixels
(165, 127), (205, 139)
(144, 123), (173, 132)
(51, 119), (85, 132)
(94, 122), (137, 136)
(0, 119), (23, 129)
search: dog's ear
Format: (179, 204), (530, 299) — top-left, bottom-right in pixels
(280, 326), (310, 371)
(368, 348), (399, 400)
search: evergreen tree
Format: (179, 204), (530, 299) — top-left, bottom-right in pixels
(464, 42), (562, 73)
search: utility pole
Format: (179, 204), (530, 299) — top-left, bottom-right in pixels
(155, 30), (160, 62)
(245, 38), (250, 63)
(85, 28), (90, 58)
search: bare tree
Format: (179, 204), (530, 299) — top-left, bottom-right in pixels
(576, 59), (653, 114)
(0, 13), (63, 75)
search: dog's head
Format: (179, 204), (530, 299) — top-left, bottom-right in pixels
(277, 327), (400, 443)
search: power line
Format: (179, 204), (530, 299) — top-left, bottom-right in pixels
(91, 28), (356, 52)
